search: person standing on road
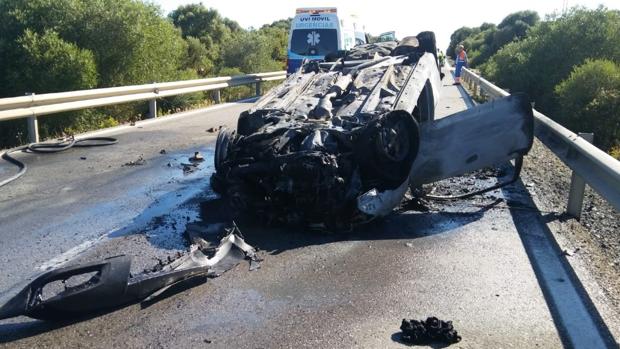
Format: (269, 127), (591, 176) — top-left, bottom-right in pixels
(454, 44), (468, 85)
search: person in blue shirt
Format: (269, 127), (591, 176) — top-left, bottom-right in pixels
(454, 44), (468, 85)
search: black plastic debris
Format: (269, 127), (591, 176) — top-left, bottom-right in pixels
(399, 317), (461, 345)
(0, 223), (259, 321)
(182, 163), (198, 174)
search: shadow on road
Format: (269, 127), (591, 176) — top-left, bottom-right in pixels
(390, 332), (451, 348)
(501, 170), (617, 348)
(233, 203), (499, 257)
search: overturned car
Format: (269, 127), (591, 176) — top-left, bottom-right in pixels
(0, 32), (534, 322)
(212, 32), (534, 229)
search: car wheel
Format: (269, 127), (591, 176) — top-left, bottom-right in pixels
(214, 127), (232, 173)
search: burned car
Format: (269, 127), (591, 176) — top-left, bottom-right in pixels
(212, 32), (534, 229)
(0, 32), (534, 322)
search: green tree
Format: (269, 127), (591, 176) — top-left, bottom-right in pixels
(493, 10), (539, 48)
(169, 4), (241, 73)
(258, 18), (291, 65)
(184, 36), (213, 76)
(220, 31), (284, 73)
(554, 59), (620, 151)
(447, 26), (478, 57)
(0, 0), (189, 91)
(0, 0), (194, 148)
(481, 7), (620, 114)
(447, 10), (539, 67)
(14, 29), (98, 94)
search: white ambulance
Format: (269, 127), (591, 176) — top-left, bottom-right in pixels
(287, 7), (365, 74)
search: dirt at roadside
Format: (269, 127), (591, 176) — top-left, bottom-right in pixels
(522, 139), (620, 312)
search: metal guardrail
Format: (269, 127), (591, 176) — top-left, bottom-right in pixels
(0, 71), (287, 143)
(461, 67), (620, 216)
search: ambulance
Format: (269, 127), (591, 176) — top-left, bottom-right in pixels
(287, 7), (365, 74)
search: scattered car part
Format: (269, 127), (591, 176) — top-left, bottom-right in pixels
(0, 225), (258, 321)
(400, 317), (461, 344)
(0, 136), (118, 188)
(189, 151), (205, 162)
(212, 33), (534, 229)
(122, 155), (146, 167)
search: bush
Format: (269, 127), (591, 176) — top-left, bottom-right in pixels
(0, 1), (290, 149)
(16, 30), (98, 93)
(480, 7), (620, 115)
(0, 0), (192, 148)
(554, 59), (620, 151)
(217, 67), (253, 102)
(447, 11), (538, 66)
(169, 4), (241, 74)
(0, 29), (99, 148)
(220, 31), (284, 74)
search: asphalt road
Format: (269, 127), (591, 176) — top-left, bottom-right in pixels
(0, 71), (616, 348)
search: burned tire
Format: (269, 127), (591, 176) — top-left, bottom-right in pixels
(356, 110), (420, 189)
(214, 127), (232, 173)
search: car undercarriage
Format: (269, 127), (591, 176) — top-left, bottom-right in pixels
(211, 33), (533, 230)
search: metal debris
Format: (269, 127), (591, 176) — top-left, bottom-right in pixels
(0, 223), (258, 321)
(561, 247), (581, 257)
(189, 151), (204, 162)
(399, 317), (461, 344)
(122, 155), (146, 167)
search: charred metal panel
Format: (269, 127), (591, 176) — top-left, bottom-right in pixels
(410, 93), (534, 187)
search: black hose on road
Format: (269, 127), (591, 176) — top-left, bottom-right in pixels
(0, 137), (118, 188)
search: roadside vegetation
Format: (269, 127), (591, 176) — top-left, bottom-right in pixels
(448, 7), (620, 157)
(0, 0), (291, 148)
(2, 1), (618, 158)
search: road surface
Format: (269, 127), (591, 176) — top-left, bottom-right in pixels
(0, 70), (616, 348)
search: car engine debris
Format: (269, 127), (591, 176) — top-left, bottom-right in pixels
(211, 32), (534, 230)
(399, 317), (461, 344)
(0, 223), (259, 321)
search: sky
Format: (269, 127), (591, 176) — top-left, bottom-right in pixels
(153, 0), (620, 51)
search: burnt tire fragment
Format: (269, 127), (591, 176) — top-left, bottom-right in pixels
(399, 317), (461, 345)
(214, 127), (232, 173)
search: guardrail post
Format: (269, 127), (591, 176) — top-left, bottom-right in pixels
(255, 81), (262, 96)
(473, 79), (480, 99)
(24, 93), (39, 143)
(566, 132), (594, 220)
(212, 89), (221, 104)
(27, 115), (39, 143)
(148, 98), (157, 119)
